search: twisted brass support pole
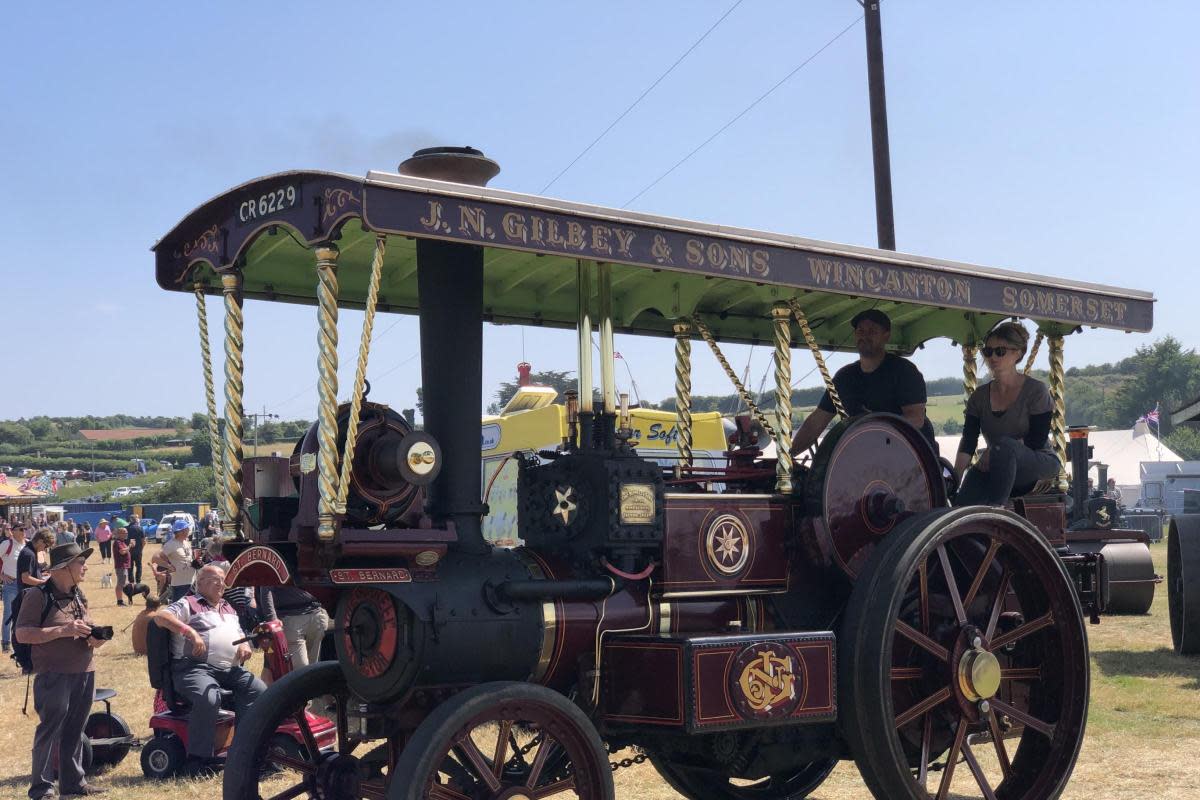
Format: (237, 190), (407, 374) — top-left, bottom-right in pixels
(962, 345), (978, 399)
(219, 271), (245, 537)
(673, 322), (694, 467)
(335, 236), (386, 513)
(690, 314), (776, 442)
(1048, 334), (1069, 492)
(315, 245), (341, 541)
(1023, 331), (1044, 376)
(194, 281), (225, 518)
(772, 304), (793, 493)
(785, 298), (846, 419)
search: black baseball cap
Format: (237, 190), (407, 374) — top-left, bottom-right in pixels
(850, 309), (891, 331)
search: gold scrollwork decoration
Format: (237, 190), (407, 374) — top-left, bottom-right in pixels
(322, 188), (362, 223)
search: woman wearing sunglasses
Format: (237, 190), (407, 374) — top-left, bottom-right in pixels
(952, 322), (1060, 505)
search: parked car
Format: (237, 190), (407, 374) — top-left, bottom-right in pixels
(128, 487), (145, 496)
(112, 487), (133, 498)
(155, 512), (196, 543)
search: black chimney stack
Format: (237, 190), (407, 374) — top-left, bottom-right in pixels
(401, 147), (499, 554)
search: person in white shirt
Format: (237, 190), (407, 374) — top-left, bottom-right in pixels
(152, 564), (264, 775)
(153, 520), (198, 601)
(1, 522), (28, 652)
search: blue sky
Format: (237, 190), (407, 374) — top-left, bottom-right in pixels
(2, 1), (1196, 420)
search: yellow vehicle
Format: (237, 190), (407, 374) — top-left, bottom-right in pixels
(481, 385), (729, 544)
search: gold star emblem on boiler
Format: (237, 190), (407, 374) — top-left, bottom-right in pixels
(553, 486), (578, 525)
(706, 513), (750, 575)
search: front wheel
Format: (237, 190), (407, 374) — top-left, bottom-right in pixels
(840, 507), (1089, 800)
(389, 681), (614, 800)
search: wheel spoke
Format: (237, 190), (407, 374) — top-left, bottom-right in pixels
(985, 570), (1011, 640)
(492, 719), (512, 781)
(988, 710), (1013, 780)
(961, 742), (998, 800)
(991, 698), (1056, 738)
(963, 539), (1001, 612)
(897, 621), (950, 662)
(919, 560), (930, 635)
(895, 687), (952, 729)
(456, 736), (503, 792)
(1000, 666), (1043, 681)
(292, 712), (321, 761)
(359, 783), (389, 800)
(890, 667), (925, 681)
(990, 612), (1054, 651)
(935, 719), (968, 800)
(937, 545), (968, 625)
(532, 777), (578, 799)
(525, 736), (559, 789)
(918, 713), (932, 789)
(266, 782), (308, 800)
(268, 753), (316, 774)
(429, 784), (472, 800)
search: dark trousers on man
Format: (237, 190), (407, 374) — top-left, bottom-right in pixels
(172, 661), (265, 758)
(129, 544), (143, 584)
(30, 670), (95, 799)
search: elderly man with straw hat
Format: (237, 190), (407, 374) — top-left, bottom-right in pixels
(16, 541), (109, 798)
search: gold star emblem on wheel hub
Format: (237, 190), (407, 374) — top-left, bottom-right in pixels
(553, 486), (578, 525)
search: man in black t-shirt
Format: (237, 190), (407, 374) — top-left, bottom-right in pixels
(790, 309), (937, 455)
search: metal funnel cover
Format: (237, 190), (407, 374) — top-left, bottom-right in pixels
(398, 146), (500, 186)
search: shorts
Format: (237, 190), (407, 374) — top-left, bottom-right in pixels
(116, 568), (129, 585)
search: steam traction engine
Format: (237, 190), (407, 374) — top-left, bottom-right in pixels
(150, 148), (1157, 799)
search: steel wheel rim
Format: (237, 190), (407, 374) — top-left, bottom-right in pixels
(420, 698), (609, 800)
(883, 516), (1088, 799)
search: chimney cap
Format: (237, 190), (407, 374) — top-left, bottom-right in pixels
(398, 146), (500, 187)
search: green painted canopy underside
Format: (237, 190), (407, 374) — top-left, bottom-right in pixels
(189, 222), (1046, 354)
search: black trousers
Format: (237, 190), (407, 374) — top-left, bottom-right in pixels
(955, 437), (1060, 506)
(129, 544), (143, 583)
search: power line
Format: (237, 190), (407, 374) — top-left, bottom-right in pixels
(538, 0), (745, 195)
(623, 14), (863, 209)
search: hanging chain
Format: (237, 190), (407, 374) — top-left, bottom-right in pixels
(335, 236), (386, 513)
(785, 298), (846, 418)
(690, 314), (777, 440)
(607, 744), (648, 772)
(1023, 331), (1044, 375)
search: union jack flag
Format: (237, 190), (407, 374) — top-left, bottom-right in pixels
(1138, 403), (1160, 427)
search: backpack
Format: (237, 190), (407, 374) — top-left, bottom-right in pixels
(9, 583), (56, 675)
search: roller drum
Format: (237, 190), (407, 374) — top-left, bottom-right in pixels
(1169, 515), (1200, 654)
(1100, 541), (1158, 614)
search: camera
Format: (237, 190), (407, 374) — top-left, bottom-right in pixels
(89, 625), (115, 641)
(190, 557), (205, 570)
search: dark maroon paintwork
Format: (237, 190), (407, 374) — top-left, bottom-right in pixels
(660, 498), (791, 596)
(600, 631), (836, 733)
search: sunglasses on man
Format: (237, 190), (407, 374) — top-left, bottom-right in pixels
(982, 346), (1014, 358)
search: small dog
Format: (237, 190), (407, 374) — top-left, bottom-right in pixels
(123, 583), (152, 605)
(99, 573), (113, 589)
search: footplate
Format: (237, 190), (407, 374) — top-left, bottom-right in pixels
(600, 631), (835, 733)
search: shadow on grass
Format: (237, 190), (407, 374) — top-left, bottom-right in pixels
(0, 768), (221, 794)
(1093, 647), (1200, 690)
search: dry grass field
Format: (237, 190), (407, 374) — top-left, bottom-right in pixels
(1, 542), (1198, 799)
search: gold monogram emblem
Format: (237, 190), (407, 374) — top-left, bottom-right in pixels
(705, 514), (750, 575)
(737, 649), (797, 712)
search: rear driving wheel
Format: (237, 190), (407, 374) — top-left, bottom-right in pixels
(649, 755), (837, 800)
(840, 507), (1088, 800)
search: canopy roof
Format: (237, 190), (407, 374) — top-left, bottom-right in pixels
(154, 170), (1154, 353)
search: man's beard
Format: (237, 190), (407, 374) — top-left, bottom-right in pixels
(857, 341), (883, 359)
